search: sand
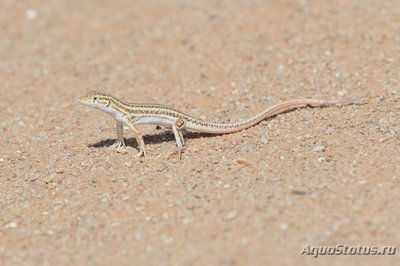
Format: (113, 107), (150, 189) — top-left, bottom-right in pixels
(1, 0), (399, 265)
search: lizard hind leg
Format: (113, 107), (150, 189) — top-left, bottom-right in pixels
(172, 118), (186, 159)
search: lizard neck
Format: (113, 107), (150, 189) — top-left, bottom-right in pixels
(95, 97), (129, 122)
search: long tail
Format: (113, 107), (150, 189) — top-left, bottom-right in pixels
(190, 96), (364, 134)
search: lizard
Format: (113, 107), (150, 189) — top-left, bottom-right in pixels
(79, 91), (362, 159)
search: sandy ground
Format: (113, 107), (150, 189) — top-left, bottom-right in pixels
(1, 0), (399, 265)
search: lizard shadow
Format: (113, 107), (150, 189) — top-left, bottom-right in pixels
(88, 130), (216, 148)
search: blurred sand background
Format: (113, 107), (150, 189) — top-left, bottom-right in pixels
(0, 0), (399, 265)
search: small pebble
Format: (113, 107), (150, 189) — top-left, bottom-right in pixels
(62, 102), (72, 109)
(5, 221), (17, 229)
(313, 145), (326, 152)
(42, 174), (57, 184)
(161, 235), (174, 244)
(291, 189), (308, 195)
(25, 8), (38, 20)
(260, 136), (269, 144)
(115, 147), (128, 154)
(318, 156), (333, 163)
(338, 89), (348, 97)
(280, 223), (288, 230)
(55, 169), (65, 174)
(359, 180), (367, 185)
(225, 210), (238, 220)
(378, 138), (386, 143)
(236, 157), (253, 166)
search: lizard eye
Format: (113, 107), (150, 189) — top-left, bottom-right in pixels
(93, 97), (98, 101)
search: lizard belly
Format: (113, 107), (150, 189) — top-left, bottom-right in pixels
(133, 116), (175, 127)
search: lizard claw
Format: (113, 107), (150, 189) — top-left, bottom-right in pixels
(135, 149), (147, 159)
(110, 140), (126, 149)
(168, 148), (185, 160)
(178, 148), (185, 160)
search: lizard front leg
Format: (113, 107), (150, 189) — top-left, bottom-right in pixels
(126, 122), (147, 158)
(110, 121), (126, 148)
(172, 118), (186, 159)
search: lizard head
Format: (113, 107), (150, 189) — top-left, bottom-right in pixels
(79, 91), (111, 108)
(79, 91), (125, 121)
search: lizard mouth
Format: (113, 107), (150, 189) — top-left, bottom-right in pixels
(78, 97), (89, 105)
